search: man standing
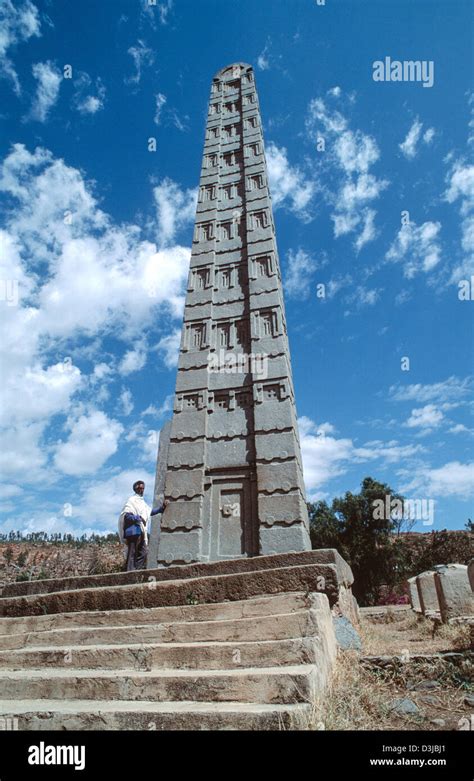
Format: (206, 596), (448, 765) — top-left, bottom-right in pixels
(118, 480), (167, 571)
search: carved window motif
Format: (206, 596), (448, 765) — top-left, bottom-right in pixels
(251, 210), (267, 230)
(218, 221), (233, 241)
(225, 79), (240, 93)
(194, 268), (209, 290)
(211, 82), (220, 95)
(220, 268), (231, 288)
(206, 153), (218, 168)
(243, 93), (256, 106)
(209, 102), (220, 116)
(247, 174), (263, 191)
(215, 392), (230, 410)
(190, 323), (205, 349)
(245, 142), (260, 158)
(223, 151), (235, 168)
(264, 384), (281, 401)
(236, 391), (252, 408)
(243, 72), (253, 84)
(221, 184), (233, 200)
(200, 185), (215, 202)
(260, 310), (277, 338)
(256, 256), (271, 277)
(245, 115), (258, 129)
(236, 319), (250, 348)
(217, 323), (231, 348)
(224, 101), (239, 115)
(197, 222), (213, 241)
(222, 124), (237, 140)
(208, 126), (219, 140)
(183, 394), (199, 409)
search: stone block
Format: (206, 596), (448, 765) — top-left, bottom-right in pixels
(434, 564), (474, 622)
(259, 524), (311, 555)
(416, 570), (441, 615)
(408, 576), (422, 612)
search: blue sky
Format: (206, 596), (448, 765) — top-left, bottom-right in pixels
(0, 0), (472, 537)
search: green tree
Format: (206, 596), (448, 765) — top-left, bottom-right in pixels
(309, 477), (410, 605)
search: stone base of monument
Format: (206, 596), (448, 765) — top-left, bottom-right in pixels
(0, 550), (357, 730)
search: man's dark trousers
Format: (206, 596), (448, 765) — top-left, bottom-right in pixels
(126, 533), (148, 571)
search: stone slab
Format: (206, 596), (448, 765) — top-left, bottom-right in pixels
(1, 549), (353, 598)
(0, 563), (339, 618)
(434, 564), (474, 622)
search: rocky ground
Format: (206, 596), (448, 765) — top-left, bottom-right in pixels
(0, 541), (124, 586)
(314, 606), (473, 731)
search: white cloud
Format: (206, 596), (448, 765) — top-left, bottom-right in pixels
(119, 348), (147, 375)
(266, 143), (315, 221)
(399, 119), (435, 159)
(299, 416), (424, 493)
(29, 61), (62, 122)
(444, 160), (474, 279)
(0, 143), (192, 490)
(404, 404), (444, 430)
(157, 328), (181, 368)
(389, 376), (472, 404)
(402, 461), (474, 500)
(154, 92), (167, 124)
(284, 248), (318, 299)
(423, 127), (435, 145)
(74, 469), (155, 533)
(306, 98), (388, 249)
(125, 40), (154, 85)
(399, 119), (423, 159)
(54, 410), (123, 476)
(153, 177), (197, 246)
(72, 72), (106, 115)
(257, 43), (270, 71)
(386, 219), (442, 278)
(0, 0), (41, 94)
(119, 389), (134, 416)
(346, 284), (381, 308)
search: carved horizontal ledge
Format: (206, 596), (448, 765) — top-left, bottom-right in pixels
(258, 484), (301, 496)
(161, 519), (202, 531)
(260, 517), (308, 528)
(166, 489), (203, 500)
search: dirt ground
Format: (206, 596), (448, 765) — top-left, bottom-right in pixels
(311, 606), (473, 731)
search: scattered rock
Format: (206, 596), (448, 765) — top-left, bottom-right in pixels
(419, 695), (438, 706)
(388, 698), (420, 716)
(408, 680), (441, 691)
(430, 718), (446, 727)
(332, 616), (362, 651)
(464, 694), (474, 707)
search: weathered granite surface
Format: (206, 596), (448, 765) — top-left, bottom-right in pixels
(153, 62), (310, 566)
(434, 564), (474, 622)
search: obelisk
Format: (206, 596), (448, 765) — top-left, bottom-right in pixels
(149, 62), (311, 568)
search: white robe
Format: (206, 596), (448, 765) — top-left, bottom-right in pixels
(118, 494), (151, 546)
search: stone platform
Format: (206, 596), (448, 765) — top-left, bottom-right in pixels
(0, 550), (356, 730)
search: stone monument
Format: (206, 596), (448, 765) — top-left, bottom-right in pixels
(149, 62), (311, 568)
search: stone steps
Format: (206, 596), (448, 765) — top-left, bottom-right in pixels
(0, 637), (317, 671)
(2, 699), (312, 730)
(0, 554), (345, 730)
(0, 610), (316, 650)
(0, 563), (340, 619)
(0, 664), (318, 703)
(0, 592), (307, 634)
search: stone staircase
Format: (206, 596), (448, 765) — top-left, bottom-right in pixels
(0, 590), (337, 730)
(0, 551), (357, 729)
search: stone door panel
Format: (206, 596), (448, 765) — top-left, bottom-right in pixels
(210, 476), (256, 559)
